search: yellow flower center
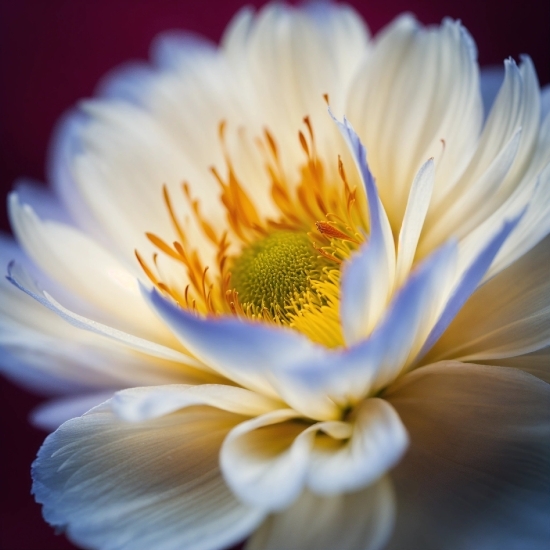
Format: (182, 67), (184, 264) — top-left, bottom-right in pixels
(137, 117), (368, 348)
(230, 231), (332, 320)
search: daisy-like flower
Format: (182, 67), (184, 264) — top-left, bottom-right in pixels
(2, 2), (550, 549)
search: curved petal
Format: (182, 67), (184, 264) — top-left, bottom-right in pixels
(483, 347), (550, 384)
(426, 234), (550, 363)
(480, 65), (505, 118)
(144, 286), (339, 418)
(31, 392), (114, 431)
(111, 384), (284, 422)
(6, 261), (216, 384)
(220, 409), (312, 511)
(33, 403), (266, 550)
(348, 16), (482, 226)
(385, 362), (550, 550)
(334, 115), (395, 345)
(306, 398), (408, 495)
(8, 192), (174, 343)
(220, 399), (406, 511)
(246, 477), (395, 550)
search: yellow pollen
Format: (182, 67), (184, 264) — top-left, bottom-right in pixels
(137, 117), (367, 348)
(230, 231), (331, 318)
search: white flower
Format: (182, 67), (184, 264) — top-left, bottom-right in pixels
(2, 3), (550, 549)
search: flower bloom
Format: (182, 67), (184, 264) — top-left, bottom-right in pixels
(2, 2), (550, 549)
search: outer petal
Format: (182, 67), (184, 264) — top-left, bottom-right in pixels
(33, 402), (266, 550)
(0, 236), (210, 393)
(485, 347), (550, 384)
(426, 234), (550, 363)
(246, 477), (395, 550)
(385, 362), (550, 550)
(220, 399), (407, 511)
(31, 392), (114, 431)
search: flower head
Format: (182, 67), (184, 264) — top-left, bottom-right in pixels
(2, 3), (550, 550)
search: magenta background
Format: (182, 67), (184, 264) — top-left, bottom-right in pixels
(0, 1), (548, 549)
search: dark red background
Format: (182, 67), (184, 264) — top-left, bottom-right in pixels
(0, 1), (548, 549)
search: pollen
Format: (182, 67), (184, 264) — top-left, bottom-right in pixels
(230, 231), (331, 317)
(137, 116), (367, 348)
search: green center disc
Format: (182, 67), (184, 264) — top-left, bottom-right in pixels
(230, 231), (327, 313)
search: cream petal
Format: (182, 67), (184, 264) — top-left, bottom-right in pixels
(483, 347), (550, 384)
(7, 261), (210, 377)
(222, 2), (369, 163)
(246, 477), (395, 550)
(422, 57), (541, 256)
(111, 384), (284, 422)
(385, 361), (550, 550)
(426, 234), (550, 363)
(8, 192), (173, 343)
(144, 286), (341, 418)
(31, 392), (114, 431)
(220, 409), (313, 511)
(348, 16), (482, 227)
(416, 211), (523, 363)
(33, 404), (265, 550)
(306, 398), (408, 495)
(395, 158), (435, 287)
(335, 115), (396, 345)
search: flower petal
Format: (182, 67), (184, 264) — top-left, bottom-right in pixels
(7, 261), (207, 371)
(333, 115), (396, 345)
(220, 409), (312, 511)
(31, 392), (114, 431)
(8, 192), (173, 343)
(426, 234), (550, 363)
(111, 384), (284, 422)
(33, 402), (266, 550)
(385, 362), (550, 550)
(348, 16), (482, 226)
(394, 158), (435, 287)
(486, 347), (550, 384)
(415, 210), (523, 363)
(306, 398), (408, 495)
(144, 286), (339, 418)
(246, 477), (395, 550)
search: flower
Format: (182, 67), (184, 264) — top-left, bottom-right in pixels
(2, 2), (550, 549)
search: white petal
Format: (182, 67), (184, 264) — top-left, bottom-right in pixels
(334, 115), (396, 345)
(7, 261), (205, 370)
(307, 399), (408, 495)
(144, 286), (340, 419)
(395, 158), (435, 287)
(416, 211), (523, 363)
(33, 403), (265, 550)
(31, 392), (114, 431)
(220, 409), (313, 511)
(426, 234), (550, 363)
(247, 477), (395, 550)
(111, 384), (284, 422)
(385, 362), (550, 550)
(9, 192), (173, 343)
(348, 17), (482, 226)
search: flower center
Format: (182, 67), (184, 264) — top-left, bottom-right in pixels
(230, 231), (330, 317)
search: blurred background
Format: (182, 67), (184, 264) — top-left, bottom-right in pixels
(0, 0), (548, 548)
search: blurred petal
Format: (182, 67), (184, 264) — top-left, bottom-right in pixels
(111, 384), (283, 422)
(31, 392), (114, 431)
(247, 477), (395, 550)
(485, 347), (550, 383)
(385, 362), (550, 550)
(33, 404), (265, 550)
(427, 234), (550, 363)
